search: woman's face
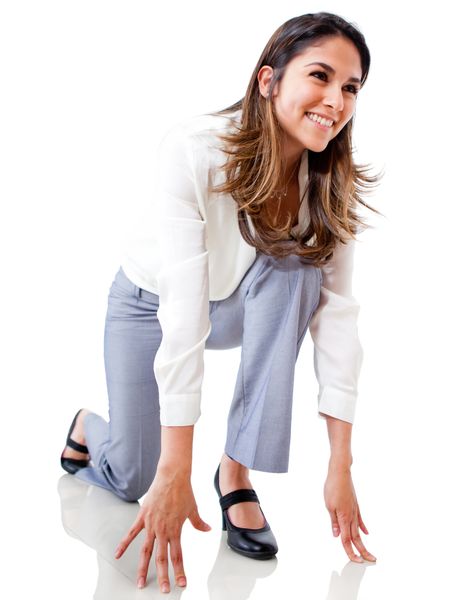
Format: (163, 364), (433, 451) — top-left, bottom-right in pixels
(258, 35), (363, 159)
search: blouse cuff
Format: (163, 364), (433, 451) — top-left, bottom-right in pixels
(159, 393), (201, 426)
(317, 386), (357, 424)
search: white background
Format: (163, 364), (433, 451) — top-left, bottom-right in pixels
(1, 1), (449, 598)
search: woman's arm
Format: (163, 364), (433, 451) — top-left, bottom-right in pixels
(323, 414), (376, 562)
(115, 124), (212, 592)
(309, 239), (363, 423)
(310, 241), (375, 562)
(325, 412), (353, 470)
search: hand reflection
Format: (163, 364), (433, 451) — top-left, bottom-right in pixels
(326, 560), (374, 600)
(57, 474), (183, 599)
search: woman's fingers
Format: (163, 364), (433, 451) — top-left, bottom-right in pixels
(155, 537), (171, 593)
(324, 472), (376, 564)
(117, 525), (187, 591)
(136, 535), (156, 589)
(338, 516), (363, 563)
(115, 518), (144, 559)
(328, 510), (340, 537)
(357, 507), (369, 535)
(170, 538), (187, 587)
(351, 516), (376, 562)
(188, 508), (211, 532)
(153, 535), (187, 593)
(337, 513), (377, 563)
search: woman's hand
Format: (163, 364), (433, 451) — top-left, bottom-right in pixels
(324, 466), (376, 563)
(114, 468), (211, 592)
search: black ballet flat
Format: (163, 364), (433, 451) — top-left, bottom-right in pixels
(60, 409), (90, 475)
(214, 464), (278, 560)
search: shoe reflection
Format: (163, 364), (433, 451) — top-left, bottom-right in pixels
(207, 533), (278, 599)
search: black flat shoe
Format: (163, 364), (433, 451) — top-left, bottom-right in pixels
(60, 409), (90, 475)
(214, 463), (278, 560)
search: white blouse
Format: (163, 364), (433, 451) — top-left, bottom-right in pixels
(120, 109), (363, 426)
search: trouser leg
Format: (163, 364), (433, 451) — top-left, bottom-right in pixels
(207, 252), (322, 473)
(75, 251), (321, 499)
(75, 268), (162, 502)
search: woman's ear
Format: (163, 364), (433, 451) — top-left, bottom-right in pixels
(257, 65), (274, 99)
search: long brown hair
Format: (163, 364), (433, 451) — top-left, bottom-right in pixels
(209, 12), (380, 265)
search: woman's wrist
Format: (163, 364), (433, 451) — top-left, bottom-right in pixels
(156, 462), (192, 480)
(328, 453), (353, 473)
(157, 425), (194, 477)
(324, 414), (353, 473)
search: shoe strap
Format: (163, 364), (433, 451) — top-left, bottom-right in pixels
(62, 457), (89, 467)
(66, 436), (89, 454)
(219, 489), (260, 511)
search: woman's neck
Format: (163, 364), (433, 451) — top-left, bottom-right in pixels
(280, 133), (305, 181)
(282, 154), (302, 187)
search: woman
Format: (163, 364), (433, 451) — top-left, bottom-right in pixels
(60, 11), (379, 592)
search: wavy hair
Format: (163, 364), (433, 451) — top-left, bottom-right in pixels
(209, 12), (380, 265)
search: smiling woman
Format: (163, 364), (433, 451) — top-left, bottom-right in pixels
(269, 40), (362, 154)
(60, 10), (380, 593)
(211, 19), (379, 263)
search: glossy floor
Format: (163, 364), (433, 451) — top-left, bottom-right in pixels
(5, 360), (450, 600)
(6, 333), (450, 599)
(49, 462), (447, 600)
(56, 472), (375, 600)
(5, 316), (450, 600)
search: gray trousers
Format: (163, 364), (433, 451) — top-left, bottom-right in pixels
(75, 251), (322, 501)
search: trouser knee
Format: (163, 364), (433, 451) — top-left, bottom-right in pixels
(110, 464), (155, 503)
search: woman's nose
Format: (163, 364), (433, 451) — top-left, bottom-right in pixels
(324, 85), (344, 112)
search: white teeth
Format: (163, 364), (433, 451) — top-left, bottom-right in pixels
(306, 112), (333, 127)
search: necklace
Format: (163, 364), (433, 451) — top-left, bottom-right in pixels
(265, 157), (302, 229)
(270, 158), (301, 201)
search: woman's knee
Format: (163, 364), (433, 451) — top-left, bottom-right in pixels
(114, 468), (155, 502)
(102, 452), (157, 502)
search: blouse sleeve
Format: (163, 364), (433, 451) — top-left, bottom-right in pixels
(153, 125), (211, 426)
(308, 238), (363, 423)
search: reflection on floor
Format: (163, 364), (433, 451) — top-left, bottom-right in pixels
(57, 473), (373, 599)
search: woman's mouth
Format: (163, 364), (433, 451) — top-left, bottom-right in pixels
(305, 112), (334, 130)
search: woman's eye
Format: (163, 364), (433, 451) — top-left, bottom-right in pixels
(311, 71), (327, 81)
(310, 71), (360, 95)
(344, 85), (360, 95)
